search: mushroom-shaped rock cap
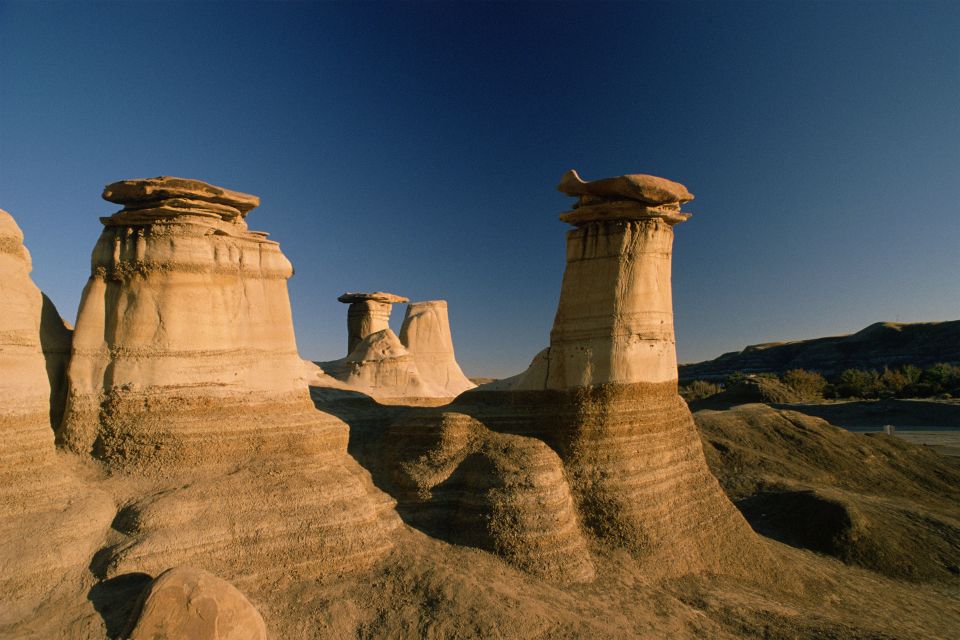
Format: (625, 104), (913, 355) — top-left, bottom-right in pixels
(102, 176), (260, 215)
(558, 169), (694, 206)
(338, 291), (409, 304)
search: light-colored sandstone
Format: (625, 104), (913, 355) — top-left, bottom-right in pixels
(0, 209), (113, 626)
(459, 171), (772, 576)
(338, 291), (409, 355)
(126, 567), (267, 640)
(56, 178), (398, 583)
(399, 300), (476, 397)
(509, 171), (693, 389)
(314, 298), (475, 400)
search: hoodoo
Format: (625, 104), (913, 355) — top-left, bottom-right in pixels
(400, 300), (476, 396)
(0, 210), (113, 625)
(57, 178), (398, 582)
(458, 170), (768, 575)
(314, 295), (476, 400)
(339, 291), (409, 355)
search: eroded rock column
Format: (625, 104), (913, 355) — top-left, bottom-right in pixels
(338, 291), (408, 355)
(57, 177), (398, 584)
(400, 300), (476, 396)
(457, 170), (773, 578)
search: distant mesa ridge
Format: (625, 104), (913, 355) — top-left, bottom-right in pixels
(679, 320), (960, 382)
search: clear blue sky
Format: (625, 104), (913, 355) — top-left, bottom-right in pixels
(2, 1), (958, 377)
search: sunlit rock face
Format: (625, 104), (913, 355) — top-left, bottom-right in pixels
(55, 178), (398, 583)
(456, 171), (770, 577)
(339, 291), (409, 355)
(59, 177), (306, 462)
(125, 566), (267, 640)
(0, 209), (113, 625)
(399, 300), (476, 397)
(313, 295), (475, 401)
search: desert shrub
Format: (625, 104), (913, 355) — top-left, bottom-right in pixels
(680, 380), (721, 401)
(781, 369), (827, 401)
(833, 369), (882, 399)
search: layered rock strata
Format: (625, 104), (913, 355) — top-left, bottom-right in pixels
(399, 300), (476, 397)
(56, 178), (398, 582)
(0, 210), (113, 625)
(338, 291), (409, 355)
(384, 411), (595, 583)
(457, 170), (765, 575)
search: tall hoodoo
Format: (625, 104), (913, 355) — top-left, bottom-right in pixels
(339, 291), (409, 355)
(527, 169), (692, 389)
(57, 178), (397, 583)
(459, 170), (770, 577)
(399, 300), (476, 396)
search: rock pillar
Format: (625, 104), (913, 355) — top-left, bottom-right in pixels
(56, 177), (398, 583)
(522, 169), (692, 390)
(399, 300), (475, 396)
(338, 291), (408, 355)
(457, 170), (771, 578)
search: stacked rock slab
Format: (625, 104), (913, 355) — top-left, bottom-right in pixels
(0, 210), (113, 626)
(399, 300), (476, 397)
(459, 170), (766, 576)
(57, 178), (398, 582)
(339, 291), (409, 355)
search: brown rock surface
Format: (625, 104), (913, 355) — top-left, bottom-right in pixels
(558, 169), (694, 205)
(384, 411), (595, 583)
(102, 176), (260, 216)
(0, 209), (113, 626)
(126, 567), (267, 640)
(697, 403), (960, 582)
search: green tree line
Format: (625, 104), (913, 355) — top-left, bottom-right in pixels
(680, 363), (960, 402)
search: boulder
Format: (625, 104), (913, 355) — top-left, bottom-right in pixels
(126, 567), (267, 640)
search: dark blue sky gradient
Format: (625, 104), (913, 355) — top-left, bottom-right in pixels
(2, 1), (958, 376)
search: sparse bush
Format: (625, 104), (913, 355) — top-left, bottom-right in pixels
(781, 369), (827, 401)
(921, 363), (960, 396)
(879, 367), (911, 397)
(680, 380), (721, 402)
(834, 368), (882, 399)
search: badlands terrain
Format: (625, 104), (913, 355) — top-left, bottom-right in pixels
(1, 171), (958, 639)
